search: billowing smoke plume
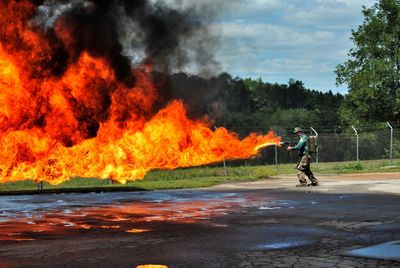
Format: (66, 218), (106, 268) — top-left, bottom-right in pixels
(0, 0), (281, 184)
(0, 0), (221, 145)
(31, 0), (218, 85)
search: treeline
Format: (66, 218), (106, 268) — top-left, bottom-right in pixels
(162, 0), (400, 164)
(167, 0), (400, 137)
(165, 72), (400, 164)
(166, 72), (344, 137)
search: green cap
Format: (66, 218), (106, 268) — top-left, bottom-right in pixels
(293, 127), (303, 133)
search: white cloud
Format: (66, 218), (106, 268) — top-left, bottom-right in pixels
(222, 0), (285, 16)
(211, 0), (377, 92)
(148, 0), (376, 93)
(212, 21), (344, 65)
(281, 0), (375, 30)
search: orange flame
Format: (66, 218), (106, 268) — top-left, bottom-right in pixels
(0, 1), (281, 184)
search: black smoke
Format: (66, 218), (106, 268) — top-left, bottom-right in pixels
(32, 0), (218, 86)
(0, 0), (219, 146)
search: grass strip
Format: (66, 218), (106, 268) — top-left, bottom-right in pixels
(0, 159), (398, 194)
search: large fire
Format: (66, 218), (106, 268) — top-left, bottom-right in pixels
(0, 0), (280, 185)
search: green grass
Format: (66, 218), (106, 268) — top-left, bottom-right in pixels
(0, 159), (399, 194)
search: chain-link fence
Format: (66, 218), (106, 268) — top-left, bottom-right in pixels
(277, 124), (398, 164)
(225, 122), (400, 166)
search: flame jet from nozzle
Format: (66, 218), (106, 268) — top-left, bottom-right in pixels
(0, 1), (281, 184)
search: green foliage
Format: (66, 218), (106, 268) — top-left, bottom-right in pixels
(168, 72), (344, 137)
(262, 108), (318, 128)
(354, 161), (364, 171)
(336, 0), (400, 123)
(211, 76), (343, 136)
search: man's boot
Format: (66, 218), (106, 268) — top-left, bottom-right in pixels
(309, 176), (319, 186)
(297, 171), (308, 187)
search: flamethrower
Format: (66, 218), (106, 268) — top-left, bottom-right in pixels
(279, 141), (295, 155)
(279, 141), (291, 146)
(279, 136), (318, 153)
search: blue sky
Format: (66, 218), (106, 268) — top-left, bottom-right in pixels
(210, 0), (377, 93)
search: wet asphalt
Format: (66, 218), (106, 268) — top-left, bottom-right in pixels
(0, 174), (399, 268)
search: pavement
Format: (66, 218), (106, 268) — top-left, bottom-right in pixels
(213, 172), (400, 194)
(0, 172), (399, 267)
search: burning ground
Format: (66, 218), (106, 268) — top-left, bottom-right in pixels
(0, 0), (280, 185)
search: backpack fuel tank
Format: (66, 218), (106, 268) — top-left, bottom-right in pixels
(309, 135), (318, 153)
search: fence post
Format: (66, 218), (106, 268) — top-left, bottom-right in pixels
(215, 126), (228, 176)
(351, 125), (359, 161)
(37, 181), (43, 190)
(274, 132), (278, 165)
(222, 157), (228, 176)
(310, 127), (319, 164)
(387, 122), (393, 160)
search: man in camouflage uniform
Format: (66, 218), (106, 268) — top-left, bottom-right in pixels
(287, 127), (319, 187)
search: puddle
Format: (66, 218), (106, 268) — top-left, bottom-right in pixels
(346, 240), (400, 260)
(100, 225), (120, 229)
(211, 224), (227, 227)
(259, 207), (281, 210)
(319, 220), (389, 231)
(0, 191), (304, 241)
(257, 238), (311, 250)
(0, 191), (259, 241)
(126, 228), (150, 233)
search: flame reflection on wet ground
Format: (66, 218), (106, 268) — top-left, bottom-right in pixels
(0, 190), (272, 242)
(136, 265), (168, 268)
(126, 228), (150, 233)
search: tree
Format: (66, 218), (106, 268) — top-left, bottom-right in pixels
(335, 0), (400, 124)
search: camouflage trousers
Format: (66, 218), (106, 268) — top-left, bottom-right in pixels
(296, 154), (318, 185)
